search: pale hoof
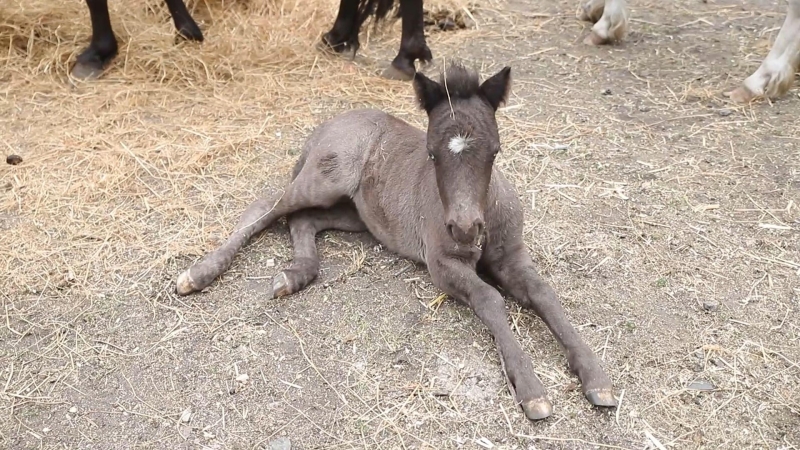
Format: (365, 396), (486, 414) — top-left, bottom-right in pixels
(381, 65), (414, 81)
(71, 62), (104, 80)
(521, 398), (553, 421)
(585, 388), (618, 408)
(272, 272), (292, 298)
(175, 270), (198, 296)
(727, 85), (758, 104)
(584, 30), (611, 46)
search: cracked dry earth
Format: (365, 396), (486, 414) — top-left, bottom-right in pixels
(1, 0), (799, 448)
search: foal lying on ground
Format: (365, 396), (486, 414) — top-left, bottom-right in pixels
(176, 64), (617, 420)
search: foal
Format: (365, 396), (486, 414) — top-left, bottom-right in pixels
(176, 64), (617, 419)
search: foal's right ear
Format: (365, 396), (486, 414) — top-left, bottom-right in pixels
(413, 72), (444, 114)
(480, 66), (512, 111)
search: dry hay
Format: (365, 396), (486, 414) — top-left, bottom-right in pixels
(0, 0), (484, 298)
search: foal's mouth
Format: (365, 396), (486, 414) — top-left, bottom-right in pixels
(451, 229), (486, 250)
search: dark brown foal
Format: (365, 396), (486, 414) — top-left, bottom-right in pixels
(176, 63), (617, 420)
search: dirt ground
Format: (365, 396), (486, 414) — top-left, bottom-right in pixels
(1, 0), (799, 448)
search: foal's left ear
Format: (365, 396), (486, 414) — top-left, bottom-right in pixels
(480, 66), (512, 111)
(413, 72), (445, 114)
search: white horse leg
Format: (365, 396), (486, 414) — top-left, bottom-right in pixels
(729, 0), (800, 102)
(578, 0), (629, 45)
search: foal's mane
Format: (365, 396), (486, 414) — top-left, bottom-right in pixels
(438, 64), (481, 100)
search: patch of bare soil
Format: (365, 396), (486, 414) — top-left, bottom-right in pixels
(1, 0), (798, 448)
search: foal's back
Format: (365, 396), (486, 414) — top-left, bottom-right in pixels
(294, 108), (434, 262)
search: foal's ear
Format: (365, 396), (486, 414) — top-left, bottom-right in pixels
(413, 72), (444, 113)
(480, 66), (512, 111)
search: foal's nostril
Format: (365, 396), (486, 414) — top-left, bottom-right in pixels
(473, 219), (485, 237)
(446, 223), (456, 239)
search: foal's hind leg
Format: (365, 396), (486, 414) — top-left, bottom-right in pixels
(481, 240), (617, 409)
(273, 203), (366, 298)
(176, 167), (353, 295)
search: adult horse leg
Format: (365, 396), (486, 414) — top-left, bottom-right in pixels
(729, 0), (800, 103)
(382, 0), (432, 80)
(163, 0), (204, 42)
(72, 0), (119, 79)
(320, 0), (361, 59)
(481, 240), (617, 409)
(272, 204), (367, 298)
(578, 0), (629, 45)
(428, 253), (554, 421)
(176, 158), (355, 296)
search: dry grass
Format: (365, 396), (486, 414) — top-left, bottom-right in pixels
(1, 0), (800, 448)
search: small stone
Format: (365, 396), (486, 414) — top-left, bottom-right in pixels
(601, 88), (612, 96)
(439, 18), (456, 31)
(42, 427), (50, 433)
(702, 300), (719, 312)
(6, 154), (22, 165)
(717, 109), (733, 117)
(269, 437), (291, 450)
(69, 406), (78, 414)
(266, 259), (275, 267)
(180, 408), (192, 423)
(236, 373), (249, 383)
(688, 380), (715, 391)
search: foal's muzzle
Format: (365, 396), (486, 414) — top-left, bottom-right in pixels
(446, 217), (485, 245)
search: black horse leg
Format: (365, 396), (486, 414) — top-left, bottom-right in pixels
(382, 0), (431, 80)
(321, 0), (361, 58)
(163, 0), (204, 41)
(72, 0), (118, 79)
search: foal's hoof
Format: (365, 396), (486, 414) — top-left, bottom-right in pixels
(381, 64), (414, 81)
(176, 270), (198, 296)
(585, 388), (618, 408)
(522, 398), (553, 421)
(71, 61), (104, 80)
(272, 272), (293, 298)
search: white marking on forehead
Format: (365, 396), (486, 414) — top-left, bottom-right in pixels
(448, 134), (472, 154)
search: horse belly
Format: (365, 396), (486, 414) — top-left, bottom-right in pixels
(351, 194), (425, 264)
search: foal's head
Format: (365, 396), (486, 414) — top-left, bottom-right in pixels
(413, 64), (511, 246)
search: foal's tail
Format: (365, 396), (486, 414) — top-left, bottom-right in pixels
(356, 0), (401, 31)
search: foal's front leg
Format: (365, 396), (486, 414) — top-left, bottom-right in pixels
(482, 242), (617, 408)
(429, 254), (554, 420)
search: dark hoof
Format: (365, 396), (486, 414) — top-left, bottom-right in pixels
(272, 272), (293, 298)
(521, 398), (553, 420)
(585, 388), (618, 408)
(381, 64), (414, 81)
(317, 38), (356, 61)
(177, 22), (204, 42)
(71, 61), (104, 80)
